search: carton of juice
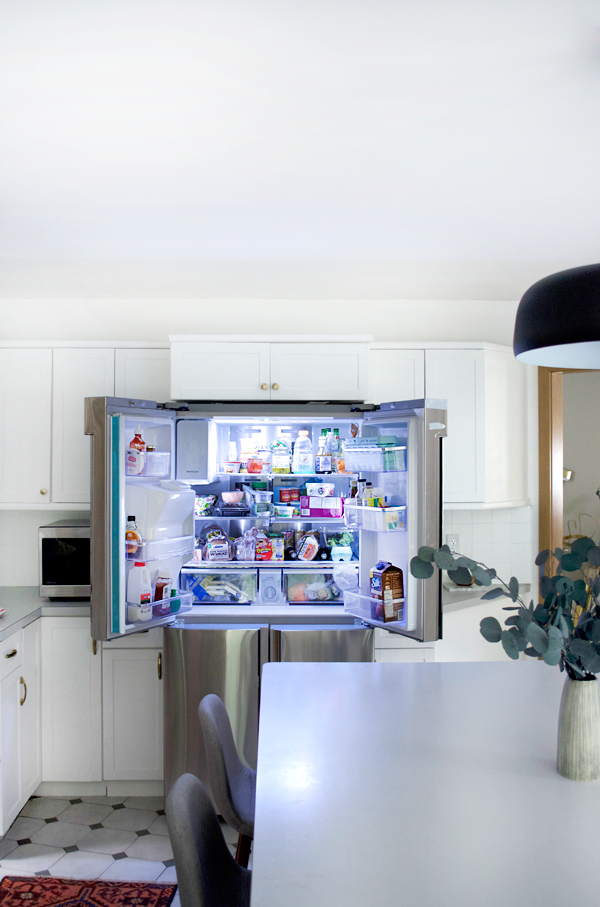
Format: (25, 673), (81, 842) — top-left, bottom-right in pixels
(370, 561), (404, 622)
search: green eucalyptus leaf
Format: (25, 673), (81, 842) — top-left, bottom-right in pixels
(582, 649), (600, 674)
(560, 552), (583, 572)
(542, 648), (562, 666)
(527, 622), (549, 654)
(555, 577), (574, 595)
(571, 537), (595, 559)
(554, 547), (565, 561)
(507, 626), (527, 651)
(417, 546), (435, 562)
(548, 625), (563, 645)
(509, 576), (519, 602)
(434, 548), (458, 571)
(410, 557), (435, 579)
(501, 630), (520, 660)
(572, 580), (588, 604)
(591, 621), (600, 644)
(471, 565), (492, 587)
(535, 549), (551, 566)
(481, 588), (508, 600)
(447, 567), (473, 586)
(505, 615), (520, 627)
(480, 616), (502, 643)
(568, 638), (591, 658)
(456, 556), (478, 570)
(524, 646), (542, 658)
(592, 576), (600, 596)
(540, 575), (554, 597)
(587, 547), (600, 568)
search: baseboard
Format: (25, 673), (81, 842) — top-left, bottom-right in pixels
(35, 780), (165, 798)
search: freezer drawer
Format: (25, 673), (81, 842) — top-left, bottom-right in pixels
(163, 624), (268, 797)
(270, 624), (374, 662)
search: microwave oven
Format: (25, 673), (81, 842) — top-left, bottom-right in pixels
(39, 519), (91, 599)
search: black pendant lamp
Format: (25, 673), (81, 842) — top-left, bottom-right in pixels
(513, 263), (600, 366)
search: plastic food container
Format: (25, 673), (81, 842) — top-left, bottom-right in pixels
(141, 451), (171, 477)
(253, 490), (273, 503)
(221, 491), (244, 504)
(223, 461), (241, 474)
(247, 457), (263, 474)
(274, 504), (297, 518)
(306, 483), (334, 497)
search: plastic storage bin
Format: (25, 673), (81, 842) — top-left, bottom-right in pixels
(141, 451), (171, 477)
(343, 589), (405, 624)
(284, 566), (358, 604)
(181, 569), (257, 604)
(343, 444), (406, 473)
(126, 535), (195, 561)
(344, 504), (406, 531)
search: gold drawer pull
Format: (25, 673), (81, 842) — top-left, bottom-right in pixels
(20, 677), (27, 706)
(5, 649), (17, 659)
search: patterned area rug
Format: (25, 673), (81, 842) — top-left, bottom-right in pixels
(0, 876), (177, 907)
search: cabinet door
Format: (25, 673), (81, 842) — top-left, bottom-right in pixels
(171, 342), (270, 401)
(102, 648), (164, 781)
(0, 349), (52, 504)
(425, 349), (485, 503)
(20, 619), (41, 801)
(368, 349), (425, 404)
(1, 668), (23, 832)
(41, 617), (102, 781)
(115, 349), (171, 403)
(52, 349), (115, 503)
(269, 343), (368, 401)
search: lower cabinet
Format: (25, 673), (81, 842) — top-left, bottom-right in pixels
(102, 647), (164, 781)
(41, 618), (102, 782)
(0, 621), (41, 835)
(373, 628), (435, 663)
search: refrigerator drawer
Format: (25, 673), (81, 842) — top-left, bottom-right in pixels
(181, 568), (257, 604)
(283, 568), (357, 605)
(271, 624), (374, 662)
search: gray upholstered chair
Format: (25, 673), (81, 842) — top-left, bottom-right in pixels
(166, 772), (252, 907)
(198, 693), (256, 868)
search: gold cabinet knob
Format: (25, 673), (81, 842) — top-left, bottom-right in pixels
(40, 488), (47, 495)
(272, 383), (279, 391)
(261, 383), (268, 391)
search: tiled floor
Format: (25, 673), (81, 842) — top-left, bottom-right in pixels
(0, 795), (240, 888)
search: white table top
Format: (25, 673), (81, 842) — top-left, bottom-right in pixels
(251, 661), (599, 907)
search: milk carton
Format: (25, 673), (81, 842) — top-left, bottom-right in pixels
(370, 561), (404, 622)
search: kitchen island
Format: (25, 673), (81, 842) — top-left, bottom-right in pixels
(251, 661), (596, 907)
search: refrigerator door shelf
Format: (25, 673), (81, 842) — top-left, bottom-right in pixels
(343, 590), (406, 628)
(126, 535), (195, 562)
(344, 504), (407, 531)
(344, 446), (406, 473)
(125, 590), (194, 627)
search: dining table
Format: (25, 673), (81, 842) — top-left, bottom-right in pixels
(250, 660), (600, 907)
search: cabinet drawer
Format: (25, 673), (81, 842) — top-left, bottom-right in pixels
(0, 632), (22, 680)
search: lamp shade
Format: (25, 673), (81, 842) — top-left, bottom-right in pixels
(513, 263), (600, 367)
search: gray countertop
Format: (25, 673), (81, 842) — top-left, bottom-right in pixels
(0, 587), (91, 641)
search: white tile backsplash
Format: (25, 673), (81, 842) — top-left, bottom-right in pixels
(444, 505), (534, 587)
(0, 511), (86, 586)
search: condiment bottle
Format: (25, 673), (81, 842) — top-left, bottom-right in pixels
(154, 569), (172, 602)
(130, 424), (146, 452)
(125, 516), (141, 556)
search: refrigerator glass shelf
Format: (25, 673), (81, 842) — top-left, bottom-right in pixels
(194, 515), (346, 523)
(344, 504), (407, 532)
(182, 559), (358, 569)
(213, 472), (358, 479)
(126, 535), (195, 561)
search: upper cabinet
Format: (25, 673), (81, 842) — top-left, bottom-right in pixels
(0, 349), (52, 504)
(169, 336), (371, 402)
(368, 349), (425, 403)
(52, 349), (115, 503)
(115, 348), (171, 403)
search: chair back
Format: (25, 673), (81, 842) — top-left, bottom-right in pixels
(166, 772), (251, 907)
(198, 694), (256, 837)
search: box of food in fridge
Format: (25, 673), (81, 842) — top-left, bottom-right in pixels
(300, 496), (344, 518)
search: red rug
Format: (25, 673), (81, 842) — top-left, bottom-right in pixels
(0, 876), (177, 907)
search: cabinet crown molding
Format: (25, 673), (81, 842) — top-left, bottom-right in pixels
(169, 334), (374, 343)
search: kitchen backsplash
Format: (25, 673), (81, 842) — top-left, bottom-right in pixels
(0, 510), (86, 586)
(443, 506), (534, 589)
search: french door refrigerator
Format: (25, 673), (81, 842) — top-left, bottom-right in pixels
(84, 396), (446, 643)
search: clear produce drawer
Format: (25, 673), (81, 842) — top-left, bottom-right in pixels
(284, 565), (358, 605)
(181, 569), (257, 604)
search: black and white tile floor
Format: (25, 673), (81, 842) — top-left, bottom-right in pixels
(0, 795), (240, 892)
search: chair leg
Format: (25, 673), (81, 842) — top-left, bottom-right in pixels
(235, 833), (252, 868)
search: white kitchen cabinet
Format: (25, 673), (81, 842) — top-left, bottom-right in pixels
(171, 341), (271, 401)
(115, 349), (171, 403)
(425, 347), (527, 506)
(41, 617), (102, 782)
(373, 628), (435, 663)
(368, 348), (425, 404)
(0, 349), (52, 504)
(52, 349), (115, 503)
(0, 621), (41, 835)
(170, 336), (370, 402)
(102, 648), (164, 781)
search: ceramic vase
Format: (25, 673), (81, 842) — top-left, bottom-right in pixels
(557, 675), (600, 781)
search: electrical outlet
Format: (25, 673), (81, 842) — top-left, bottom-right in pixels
(446, 534), (460, 554)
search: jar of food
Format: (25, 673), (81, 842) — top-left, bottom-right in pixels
(247, 457), (263, 474)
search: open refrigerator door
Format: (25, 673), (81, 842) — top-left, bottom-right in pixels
(341, 399), (446, 643)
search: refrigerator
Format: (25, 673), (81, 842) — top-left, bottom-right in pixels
(84, 396), (446, 643)
(85, 395), (445, 794)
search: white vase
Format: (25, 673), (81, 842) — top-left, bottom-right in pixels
(557, 675), (600, 781)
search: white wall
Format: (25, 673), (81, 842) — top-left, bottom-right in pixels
(563, 371), (600, 541)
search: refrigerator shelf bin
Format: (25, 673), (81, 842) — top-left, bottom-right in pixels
(126, 590), (193, 625)
(284, 565), (358, 604)
(126, 535), (195, 561)
(343, 446), (406, 473)
(181, 569), (257, 604)
(344, 505), (406, 531)
(343, 589), (405, 624)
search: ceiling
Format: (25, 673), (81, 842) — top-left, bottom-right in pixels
(1, 0), (599, 298)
